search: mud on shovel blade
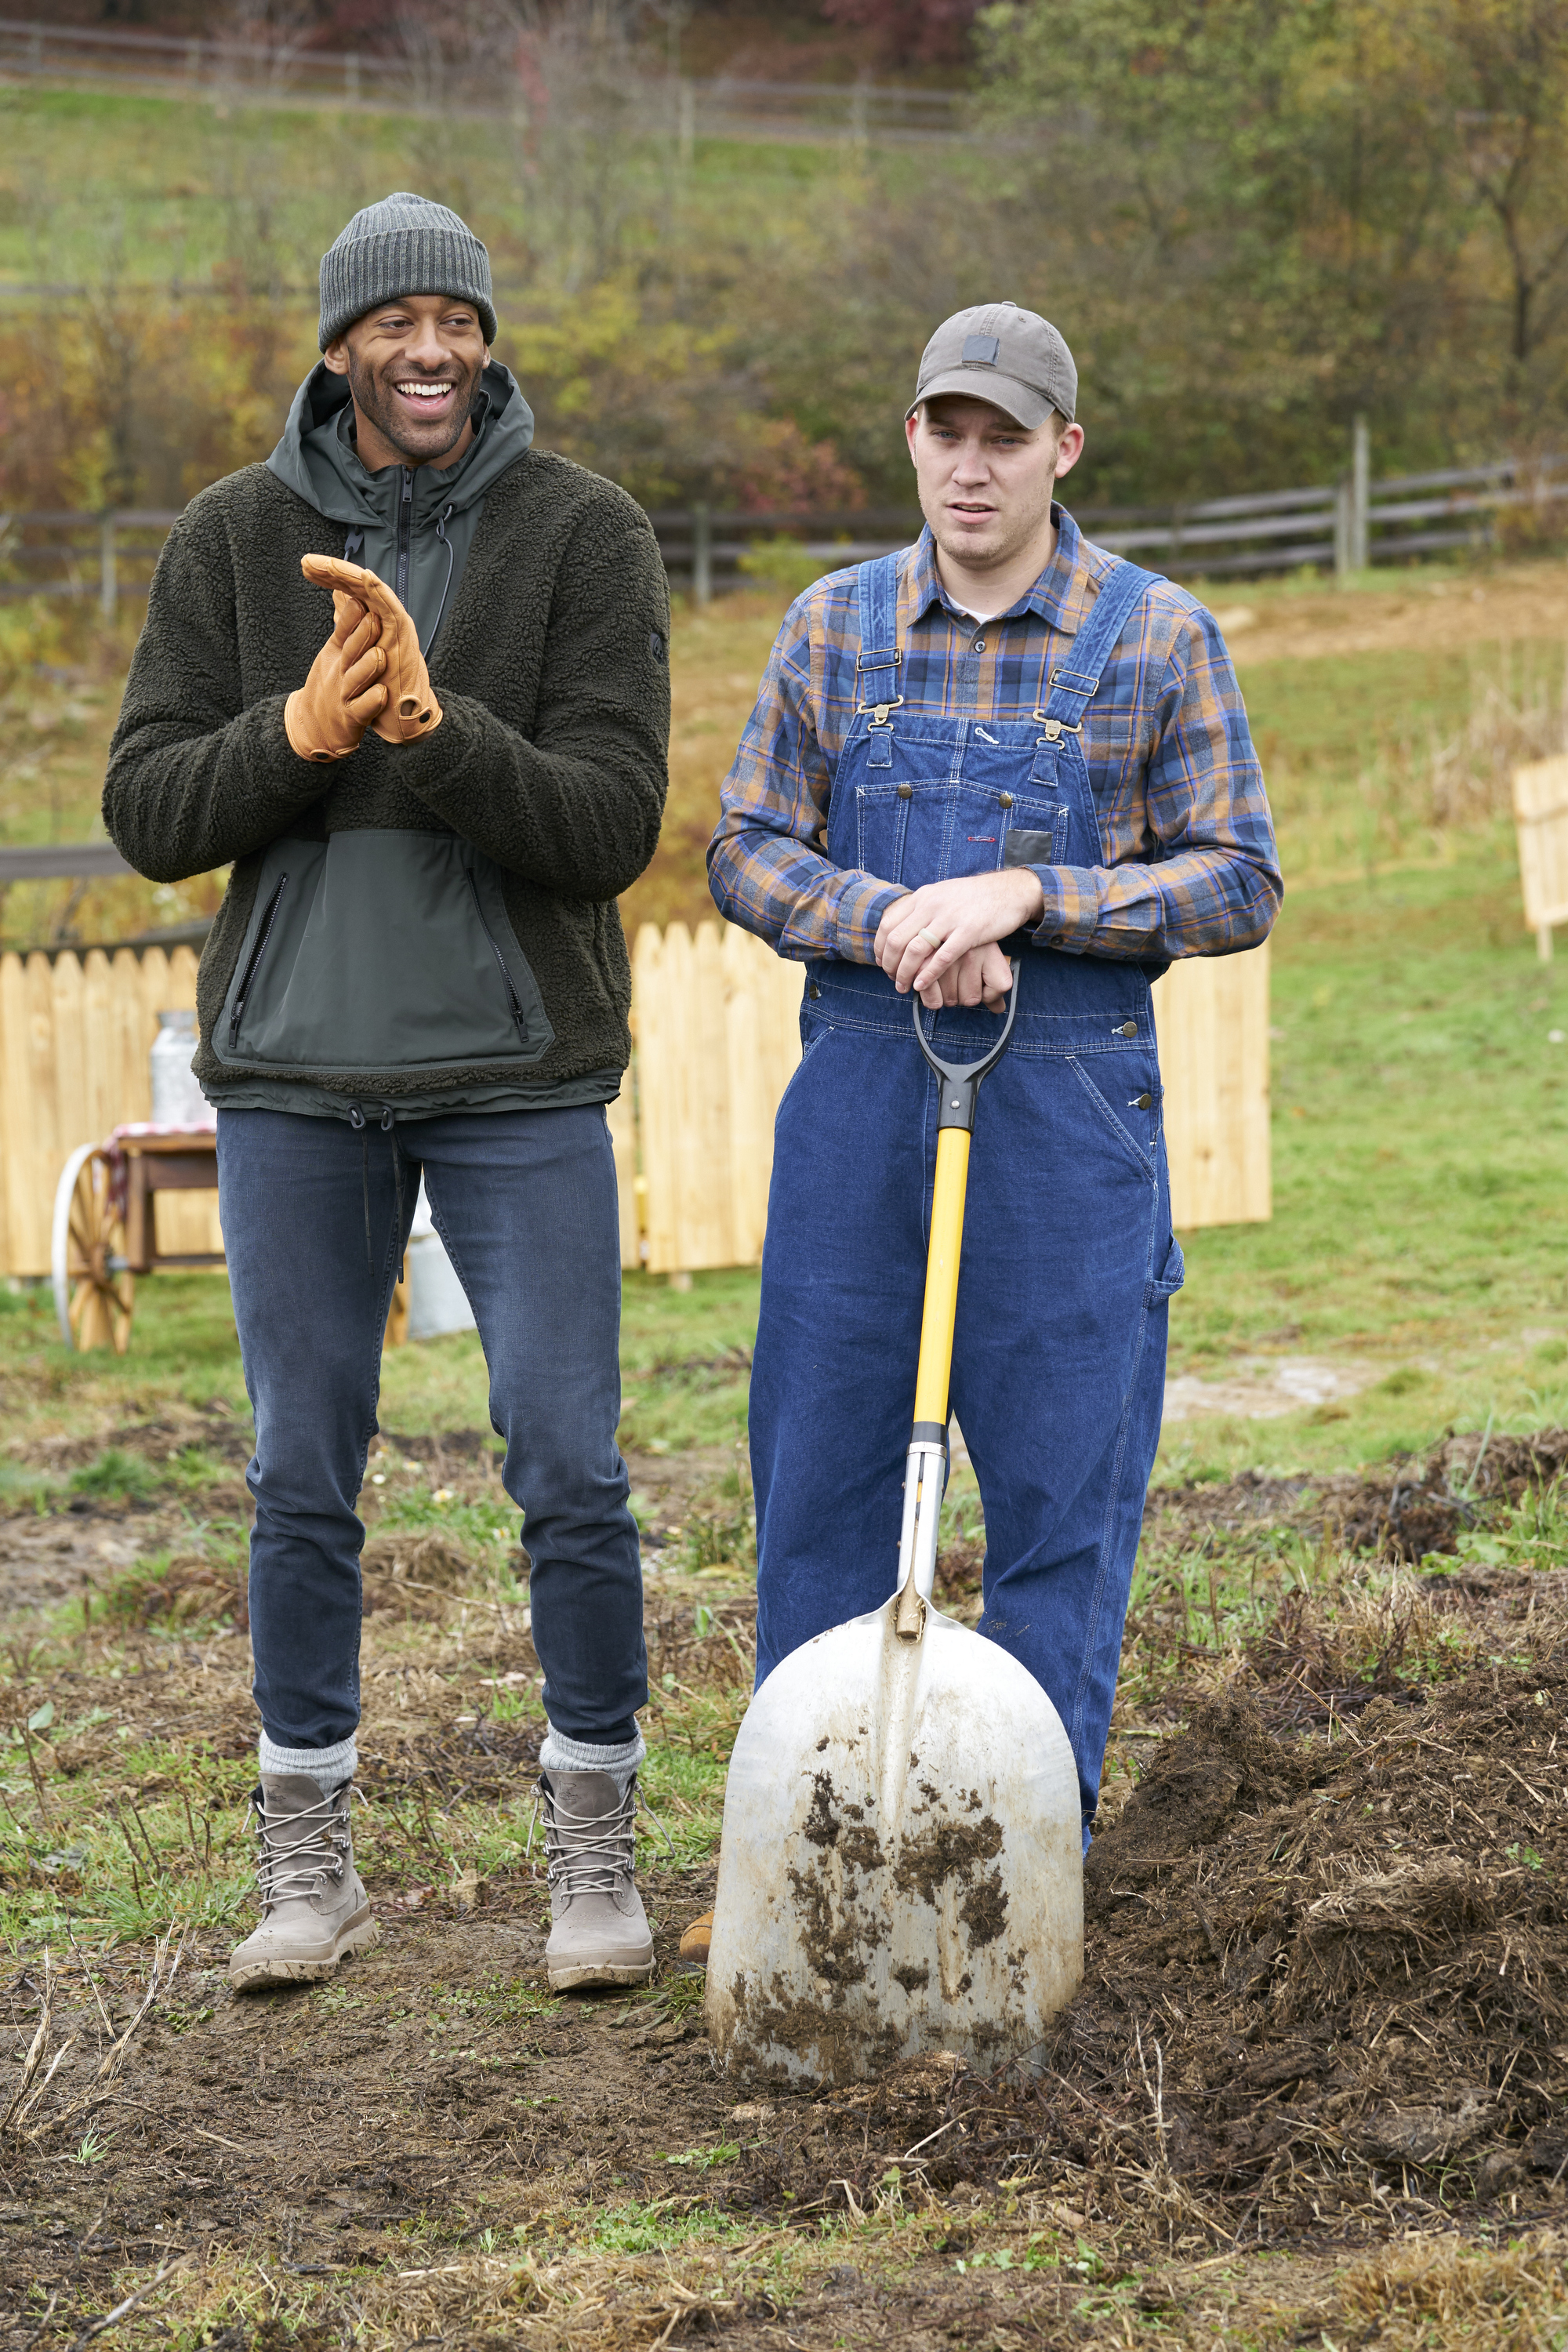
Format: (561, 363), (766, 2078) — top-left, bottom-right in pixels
(706, 967), (1083, 2086)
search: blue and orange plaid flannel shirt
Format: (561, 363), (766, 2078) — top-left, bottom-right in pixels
(706, 510), (1282, 964)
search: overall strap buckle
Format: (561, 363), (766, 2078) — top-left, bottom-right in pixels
(1028, 559), (1158, 779)
(1033, 664), (1098, 734)
(1031, 664), (1094, 771)
(855, 644), (902, 726)
(854, 554), (908, 769)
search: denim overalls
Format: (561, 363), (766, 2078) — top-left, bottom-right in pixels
(749, 548), (1185, 1838)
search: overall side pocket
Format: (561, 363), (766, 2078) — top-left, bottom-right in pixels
(1066, 1054), (1160, 1181)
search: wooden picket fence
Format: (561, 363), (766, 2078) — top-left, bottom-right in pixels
(0, 943), (220, 1275)
(618, 924), (1269, 1270)
(0, 924), (1269, 1283)
(1512, 754), (1568, 962)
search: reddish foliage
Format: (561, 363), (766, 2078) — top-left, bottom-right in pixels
(821, 0), (982, 68)
(727, 416), (866, 514)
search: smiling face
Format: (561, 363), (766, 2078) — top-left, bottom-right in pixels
(906, 394), (1084, 583)
(322, 292), (490, 471)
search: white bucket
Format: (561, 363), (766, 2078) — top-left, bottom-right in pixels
(405, 1181), (477, 1341)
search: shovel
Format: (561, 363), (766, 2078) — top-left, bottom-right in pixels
(705, 967), (1083, 2086)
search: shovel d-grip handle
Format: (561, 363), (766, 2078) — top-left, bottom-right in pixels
(894, 962), (1021, 1641)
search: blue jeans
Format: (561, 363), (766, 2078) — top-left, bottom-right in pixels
(216, 1107), (644, 1753)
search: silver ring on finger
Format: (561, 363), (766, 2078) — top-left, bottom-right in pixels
(915, 927), (945, 952)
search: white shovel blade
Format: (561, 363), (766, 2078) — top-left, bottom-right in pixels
(705, 1593), (1083, 2085)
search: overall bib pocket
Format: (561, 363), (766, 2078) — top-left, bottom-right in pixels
(855, 771), (1073, 887)
(215, 829), (556, 1076)
(1003, 816), (1069, 870)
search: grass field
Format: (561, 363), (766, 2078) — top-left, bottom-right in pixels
(0, 80), (863, 292)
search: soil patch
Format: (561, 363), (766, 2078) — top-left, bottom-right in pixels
(1225, 566), (1568, 666)
(7, 1444), (1568, 2339)
(673, 1651), (1568, 2257)
(1147, 1426), (1568, 1566)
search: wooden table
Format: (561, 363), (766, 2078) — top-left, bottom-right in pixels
(53, 1123), (222, 1353)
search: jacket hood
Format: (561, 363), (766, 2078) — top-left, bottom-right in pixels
(266, 358), (535, 524)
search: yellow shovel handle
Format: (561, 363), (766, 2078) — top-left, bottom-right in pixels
(911, 1126), (971, 1427)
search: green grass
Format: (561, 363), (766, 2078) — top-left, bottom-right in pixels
(1243, 644), (1473, 878)
(0, 78), (906, 295)
(0, 1260), (758, 1457)
(1159, 840), (1568, 1479)
(583, 2202), (748, 2255)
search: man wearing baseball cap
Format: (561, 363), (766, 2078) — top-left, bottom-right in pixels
(105, 194), (670, 1993)
(705, 301), (1280, 1892)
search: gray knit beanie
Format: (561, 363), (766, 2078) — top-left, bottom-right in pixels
(318, 191), (496, 350)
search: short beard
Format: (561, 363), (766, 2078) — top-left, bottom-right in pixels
(347, 349), (481, 466)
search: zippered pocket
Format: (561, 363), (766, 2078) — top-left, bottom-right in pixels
(227, 873), (289, 1049)
(465, 869), (530, 1042)
(212, 832), (556, 1074)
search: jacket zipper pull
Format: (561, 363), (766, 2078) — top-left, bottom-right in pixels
(396, 469), (413, 607)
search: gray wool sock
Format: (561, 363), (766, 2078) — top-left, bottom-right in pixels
(539, 1723), (645, 1798)
(258, 1733), (358, 1790)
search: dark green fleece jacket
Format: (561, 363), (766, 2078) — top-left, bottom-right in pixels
(102, 448), (670, 1112)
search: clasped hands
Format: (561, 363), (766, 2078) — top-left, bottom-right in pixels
(873, 867), (1047, 1011)
(284, 554), (442, 765)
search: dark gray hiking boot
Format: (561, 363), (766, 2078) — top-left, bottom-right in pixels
(539, 1769), (655, 1991)
(228, 1773), (380, 1991)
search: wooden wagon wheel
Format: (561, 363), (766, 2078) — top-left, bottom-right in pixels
(51, 1142), (136, 1355)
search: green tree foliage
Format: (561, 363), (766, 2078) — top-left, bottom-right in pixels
(974, 0), (1568, 495)
(7, 2), (1568, 523)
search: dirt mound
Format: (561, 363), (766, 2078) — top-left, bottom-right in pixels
(702, 1656), (1568, 2248)
(1239, 1562), (1568, 1727)
(1030, 1666), (1568, 2229)
(359, 1528), (483, 1621)
(98, 1550), (246, 1632)
(1338, 1429), (1568, 1561)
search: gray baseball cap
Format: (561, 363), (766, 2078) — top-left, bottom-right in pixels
(907, 301), (1076, 429)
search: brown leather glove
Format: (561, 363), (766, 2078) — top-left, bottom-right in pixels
(284, 585), (387, 764)
(299, 554), (441, 745)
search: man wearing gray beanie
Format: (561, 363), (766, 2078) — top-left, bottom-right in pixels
(104, 194), (671, 1994)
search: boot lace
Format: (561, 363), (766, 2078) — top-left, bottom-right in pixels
(249, 1783), (361, 1913)
(529, 1774), (672, 1900)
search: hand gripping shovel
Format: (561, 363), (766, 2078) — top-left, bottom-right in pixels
(706, 971), (1083, 2086)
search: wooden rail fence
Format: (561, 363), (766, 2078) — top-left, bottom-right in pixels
(13, 447), (1561, 619)
(0, 925), (1269, 1286)
(0, 19), (975, 144)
